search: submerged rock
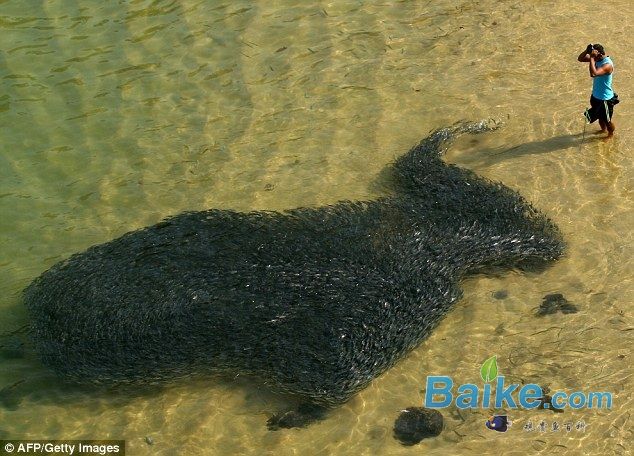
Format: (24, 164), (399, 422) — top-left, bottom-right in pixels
(394, 407), (443, 445)
(537, 293), (578, 316)
(267, 403), (327, 430)
(492, 289), (508, 300)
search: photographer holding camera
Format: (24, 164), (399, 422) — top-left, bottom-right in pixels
(577, 43), (618, 138)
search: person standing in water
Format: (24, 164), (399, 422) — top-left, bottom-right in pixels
(577, 43), (618, 138)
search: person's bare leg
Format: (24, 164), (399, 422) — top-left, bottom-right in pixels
(593, 119), (608, 134)
(606, 121), (615, 138)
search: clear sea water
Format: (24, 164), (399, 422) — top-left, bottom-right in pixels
(1, 1), (631, 454)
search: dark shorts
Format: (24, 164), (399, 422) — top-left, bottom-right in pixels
(584, 95), (615, 123)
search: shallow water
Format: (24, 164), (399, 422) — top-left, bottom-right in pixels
(1, 0), (632, 455)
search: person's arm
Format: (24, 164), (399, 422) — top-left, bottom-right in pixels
(578, 44), (593, 62)
(589, 55), (613, 77)
(577, 50), (591, 62)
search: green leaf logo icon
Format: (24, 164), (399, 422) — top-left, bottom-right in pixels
(480, 356), (498, 382)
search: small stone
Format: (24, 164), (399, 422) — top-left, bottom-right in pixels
(537, 293), (578, 316)
(492, 290), (508, 300)
(544, 293), (566, 305)
(145, 436), (154, 445)
(538, 394), (564, 413)
(393, 407), (443, 445)
(264, 183), (275, 191)
(267, 403), (326, 430)
(536, 300), (559, 316)
(559, 303), (578, 314)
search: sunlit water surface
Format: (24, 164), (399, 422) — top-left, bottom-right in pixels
(0, 1), (632, 455)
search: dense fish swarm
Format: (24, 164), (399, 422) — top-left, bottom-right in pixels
(24, 121), (564, 407)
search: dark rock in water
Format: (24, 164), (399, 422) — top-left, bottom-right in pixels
(144, 436), (154, 445)
(544, 293), (566, 304)
(537, 296), (561, 316)
(394, 407), (443, 445)
(492, 289), (508, 300)
(535, 385), (563, 413)
(538, 394), (564, 413)
(559, 302), (578, 314)
(267, 403), (327, 430)
(537, 294), (578, 316)
(24, 121), (565, 422)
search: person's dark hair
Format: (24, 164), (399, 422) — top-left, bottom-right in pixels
(592, 43), (606, 55)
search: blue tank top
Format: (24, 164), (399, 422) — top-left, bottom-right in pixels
(592, 57), (614, 100)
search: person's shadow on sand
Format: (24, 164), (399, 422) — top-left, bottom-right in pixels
(454, 132), (606, 168)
